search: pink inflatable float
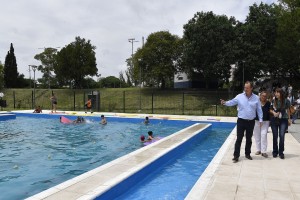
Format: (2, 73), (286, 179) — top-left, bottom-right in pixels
(60, 116), (72, 124)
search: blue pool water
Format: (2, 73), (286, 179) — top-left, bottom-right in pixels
(99, 124), (235, 200)
(0, 114), (194, 200)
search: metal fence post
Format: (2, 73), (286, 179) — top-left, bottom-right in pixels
(13, 91), (16, 109)
(123, 91), (125, 113)
(51, 90), (54, 111)
(216, 90), (218, 116)
(97, 90), (100, 112)
(151, 92), (154, 114)
(83, 91), (86, 111)
(182, 92), (185, 115)
(31, 90), (34, 109)
(73, 91), (76, 111)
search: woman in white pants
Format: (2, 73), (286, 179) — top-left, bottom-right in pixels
(254, 91), (271, 158)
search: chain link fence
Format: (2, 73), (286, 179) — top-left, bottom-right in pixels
(0, 89), (239, 116)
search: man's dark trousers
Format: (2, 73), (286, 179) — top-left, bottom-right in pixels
(234, 118), (255, 158)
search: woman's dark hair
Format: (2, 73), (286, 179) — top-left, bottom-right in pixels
(274, 88), (285, 110)
(148, 131), (153, 136)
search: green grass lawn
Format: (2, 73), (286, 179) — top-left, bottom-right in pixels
(1, 88), (238, 116)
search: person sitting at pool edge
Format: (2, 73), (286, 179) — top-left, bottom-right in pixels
(33, 106), (42, 113)
(144, 116), (150, 124)
(100, 115), (107, 125)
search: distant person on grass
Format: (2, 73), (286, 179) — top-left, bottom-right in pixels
(50, 94), (57, 113)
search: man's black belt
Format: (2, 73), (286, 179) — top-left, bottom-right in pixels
(238, 118), (255, 121)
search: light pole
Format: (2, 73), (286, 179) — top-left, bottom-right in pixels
(138, 58), (142, 110)
(28, 65), (31, 88)
(138, 58), (142, 88)
(29, 65), (37, 107)
(128, 38), (139, 86)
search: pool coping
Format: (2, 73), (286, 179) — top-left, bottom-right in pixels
(185, 126), (237, 199)
(18, 110), (221, 200)
(0, 113), (16, 120)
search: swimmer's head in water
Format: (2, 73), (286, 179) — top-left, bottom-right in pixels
(140, 135), (145, 141)
(148, 131), (153, 136)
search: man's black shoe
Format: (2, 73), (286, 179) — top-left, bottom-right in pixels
(232, 157), (239, 163)
(245, 155), (253, 160)
(273, 154), (278, 158)
(280, 154), (285, 159)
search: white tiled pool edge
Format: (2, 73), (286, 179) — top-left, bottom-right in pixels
(185, 126), (237, 200)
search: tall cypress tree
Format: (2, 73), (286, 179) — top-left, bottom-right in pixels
(4, 43), (19, 88)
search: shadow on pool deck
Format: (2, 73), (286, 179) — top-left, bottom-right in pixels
(186, 121), (300, 200)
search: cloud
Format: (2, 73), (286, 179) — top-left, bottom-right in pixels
(0, 0), (277, 80)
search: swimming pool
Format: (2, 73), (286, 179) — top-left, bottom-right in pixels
(0, 114), (195, 200)
(97, 124), (234, 199)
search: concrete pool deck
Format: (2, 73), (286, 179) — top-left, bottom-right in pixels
(187, 121), (300, 200)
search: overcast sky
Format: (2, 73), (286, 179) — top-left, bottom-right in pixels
(0, 0), (276, 80)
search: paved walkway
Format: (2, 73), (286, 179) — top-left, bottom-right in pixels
(192, 121), (300, 200)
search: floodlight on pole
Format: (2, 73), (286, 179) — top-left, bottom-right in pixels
(128, 38), (139, 57)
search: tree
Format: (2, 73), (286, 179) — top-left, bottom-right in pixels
(119, 71), (128, 88)
(276, 0), (300, 78)
(55, 36), (98, 88)
(125, 58), (135, 86)
(132, 31), (182, 88)
(125, 69), (133, 87)
(81, 77), (98, 88)
(234, 3), (279, 86)
(4, 43), (19, 88)
(34, 47), (59, 88)
(99, 76), (121, 88)
(16, 74), (30, 88)
(182, 12), (236, 88)
(0, 62), (4, 89)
